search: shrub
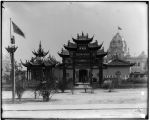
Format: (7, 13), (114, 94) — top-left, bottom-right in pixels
(16, 81), (25, 101)
(36, 80), (57, 102)
(127, 77), (147, 84)
(57, 80), (67, 93)
(132, 78), (147, 84)
(102, 80), (112, 89)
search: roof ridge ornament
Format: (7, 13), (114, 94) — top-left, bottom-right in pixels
(68, 40), (70, 45)
(77, 33), (79, 39)
(86, 33), (88, 38)
(82, 31), (84, 36)
(39, 41), (42, 49)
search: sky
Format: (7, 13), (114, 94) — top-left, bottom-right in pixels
(2, 2), (148, 63)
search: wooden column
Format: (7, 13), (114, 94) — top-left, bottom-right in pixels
(63, 58), (66, 84)
(90, 52), (93, 84)
(51, 67), (53, 81)
(28, 69), (29, 81)
(29, 69), (31, 80)
(27, 68), (28, 81)
(29, 69), (31, 81)
(99, 58), (103, 85)
(72, 52), (75, 85)
(42, 67), (45, 81)
(28, 69), (30, 80)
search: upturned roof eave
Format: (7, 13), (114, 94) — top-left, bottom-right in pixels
(21, 60), (32, 67)
(72, 38), (93, 44)
(64, 45), (77, 51)
(106, 62), (134, 67)
(106, 64), (133, 67)
(58, 53), (69, 58)
(96, 52), (107, 57)
(88, 46), (101, 50)
(88, 42), (103, 50)
(32, 51), (49, 57)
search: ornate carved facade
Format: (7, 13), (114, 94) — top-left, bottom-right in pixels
(58, 32), (107, 85)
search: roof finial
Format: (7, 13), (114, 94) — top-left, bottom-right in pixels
(86, 33), (88, 38)
(82, 31), (84, 36)
(68, 40), (70, 45)
(77, 33), (79, 38)
(39, 41), (42, 49)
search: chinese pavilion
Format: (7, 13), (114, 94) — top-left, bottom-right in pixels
(22, 42), (58, 83)
(58, 32), (107, 86)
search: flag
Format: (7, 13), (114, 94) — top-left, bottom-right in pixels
(118, 26), (122, 30)
(12, 21), (25, 38)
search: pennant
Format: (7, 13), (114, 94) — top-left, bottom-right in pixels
(12, 21), (25, 38)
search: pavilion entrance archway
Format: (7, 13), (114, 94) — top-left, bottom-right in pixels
(79, 69), (88, 83)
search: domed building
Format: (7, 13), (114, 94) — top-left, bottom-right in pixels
(105, 31), (147, 81)
(107, 32), (127, 60)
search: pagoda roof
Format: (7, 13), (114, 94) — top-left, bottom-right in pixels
(64, 40), (77, 51)
(21, 56), (58, 68)
(47, 55), (59, 65)
(96, 48), (107, 57)
(106, 58), (134, 67)
(21, 60), (32, 67)
(32, 41), (49, 57)
(88, 41), (103, 50)
(72, 32), (93, 44)
(58, 48), (69, 58)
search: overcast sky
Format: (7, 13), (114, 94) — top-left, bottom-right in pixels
(2, 2), (148, 62)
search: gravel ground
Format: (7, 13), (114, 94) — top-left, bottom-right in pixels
(2, 88), (148, 118)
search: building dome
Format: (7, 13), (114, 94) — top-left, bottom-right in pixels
(107, 32), (127, 60)
(112, 33), (123, 42)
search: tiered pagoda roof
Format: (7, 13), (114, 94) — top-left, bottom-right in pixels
(32, 41), (49, 57)
(97, 47), (107, 57)
(64, 41), (77, 51)
(58, 48), (70, 58)
(58, 32), (107, 58)
(88, 40), (103, 50)
(22, 56), (58, 68)
(22, 42), (58, 68)
(72, 32), (94, 44)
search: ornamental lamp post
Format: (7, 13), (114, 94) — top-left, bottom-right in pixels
(5, 36), (18, 103)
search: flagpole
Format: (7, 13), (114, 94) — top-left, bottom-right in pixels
(6, 18), (18, 103)
(10, 18), (11, 44)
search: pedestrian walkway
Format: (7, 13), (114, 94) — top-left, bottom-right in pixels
(3, 103), (146, 111)
(2, 103), (147, 118)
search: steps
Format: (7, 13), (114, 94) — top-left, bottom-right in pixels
(71, 82), (94, 93)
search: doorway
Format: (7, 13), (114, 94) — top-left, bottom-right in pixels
(79, 69), (88, 83)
